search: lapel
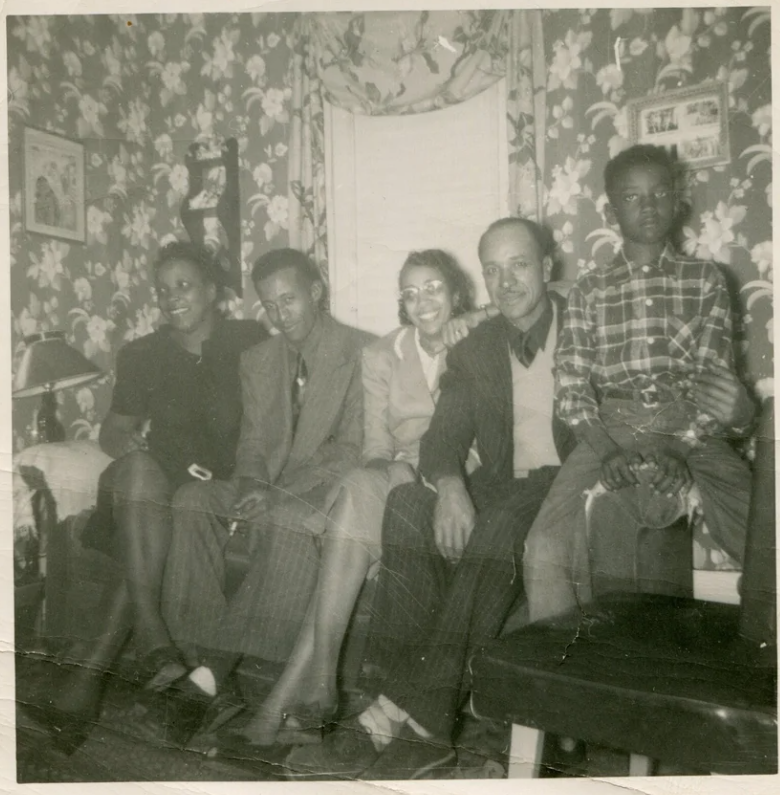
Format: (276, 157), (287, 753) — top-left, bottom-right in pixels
(396, 326), (437, 413)
(263, 337), (296, 481)
(287, 315), (352, 467)
(235, 336), (296, 485)
(470, 318), (514, 473)
(277, 337), (294, 432)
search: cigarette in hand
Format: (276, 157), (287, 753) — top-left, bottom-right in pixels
(229, 519), (240, 536)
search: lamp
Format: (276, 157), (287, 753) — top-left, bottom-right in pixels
(13, 331), (103, 443)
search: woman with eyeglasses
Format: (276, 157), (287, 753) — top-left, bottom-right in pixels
(222, 249), (496, 751)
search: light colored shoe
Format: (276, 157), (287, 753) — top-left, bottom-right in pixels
(285, 717), (380, 780)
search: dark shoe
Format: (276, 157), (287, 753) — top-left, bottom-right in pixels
(144, 677), (214, 748)
(285, 716), (380, 780)
(216, 708), (325, 757)
(214, 731), (295, 780)
(199, 683), (247, 737)
(22, 703), (96, 756)
(137, 646), (188, 692)
(20, 657), (104, 756)
(217, 725), (290, 760)
(361, 725), (456, 780)
(286, 701), (338, 730)
(276, 702), (337, 746)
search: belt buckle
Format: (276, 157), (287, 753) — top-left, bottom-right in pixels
(188, 463), (213, 481)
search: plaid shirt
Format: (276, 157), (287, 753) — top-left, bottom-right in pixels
(555, 246), (733, 444)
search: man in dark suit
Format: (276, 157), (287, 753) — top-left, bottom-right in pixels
(158, 248), (375, 738)
(287, 217), (575, 780)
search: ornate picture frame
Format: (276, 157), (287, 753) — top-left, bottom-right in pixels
(627, 81), (731, 169)
(23, 127), (86, 243)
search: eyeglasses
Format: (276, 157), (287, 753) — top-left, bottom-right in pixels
(399, 279), (445, 303)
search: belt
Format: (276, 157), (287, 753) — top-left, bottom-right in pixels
(513, 465), (560, 480)
(599, 388), (667, 408)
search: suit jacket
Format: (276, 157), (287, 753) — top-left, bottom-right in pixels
(362, 326), (444, 468)
(419, 291), (576, 491)
(234, 313), (377, 505)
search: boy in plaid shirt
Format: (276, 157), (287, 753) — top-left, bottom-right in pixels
(523, 144), (755, 621)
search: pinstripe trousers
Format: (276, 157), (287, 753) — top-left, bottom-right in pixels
(366, 467), (559, 740)
(161, 479), (320, 663)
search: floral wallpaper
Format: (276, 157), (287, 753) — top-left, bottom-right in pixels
(8, 9), (773, 457)
(540, 6), (773, 397)
(8, 13), (297, 451)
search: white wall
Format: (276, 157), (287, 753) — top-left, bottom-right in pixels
(325, 80), (508, 336)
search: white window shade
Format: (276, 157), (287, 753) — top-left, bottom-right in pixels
(325, 79), (508, 336)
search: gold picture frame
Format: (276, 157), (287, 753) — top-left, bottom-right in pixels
(627, 81), (731, 169)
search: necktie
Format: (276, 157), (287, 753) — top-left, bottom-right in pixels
(291, 353), (308, 433)
(509, 331), (534, 368)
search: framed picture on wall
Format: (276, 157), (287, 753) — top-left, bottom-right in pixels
(23, 127), (86, 243)
(627, 81), (731, 169)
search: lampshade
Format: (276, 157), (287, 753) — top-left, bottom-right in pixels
(13, 331), (103, 398)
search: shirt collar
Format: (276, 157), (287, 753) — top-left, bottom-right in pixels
(160, 313), (225, 357)
(614, 243), (680, 283)
(503, 295), (553, 367)
(413, 327), (444, 363)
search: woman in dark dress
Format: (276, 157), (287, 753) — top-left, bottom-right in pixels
(29, 241), (267, 753)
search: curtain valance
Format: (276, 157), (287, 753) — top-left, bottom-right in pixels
(287, 10), (545, 285)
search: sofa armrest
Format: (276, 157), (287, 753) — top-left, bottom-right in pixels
(14, 441), (114, 538)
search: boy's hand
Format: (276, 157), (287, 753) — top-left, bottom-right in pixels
(693, 365), (755, 430)
(600, 449), (642, 491)
(642, 450), (692, 497)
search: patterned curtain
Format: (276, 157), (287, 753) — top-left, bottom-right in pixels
(287, 9), (546, 287)
(506, 9), (547, 220)
(287, 16), (329, 282)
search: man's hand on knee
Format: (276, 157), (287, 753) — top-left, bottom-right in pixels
(433, 476), (476, 563)
(231, 476), (273, 524)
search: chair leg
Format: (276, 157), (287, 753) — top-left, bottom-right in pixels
(629, 753), (656, 776)
(508, 723), (545, 778)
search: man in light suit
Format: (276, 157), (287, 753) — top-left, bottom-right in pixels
(287, 218), (576, 780)
(159, 248), (375, 738)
